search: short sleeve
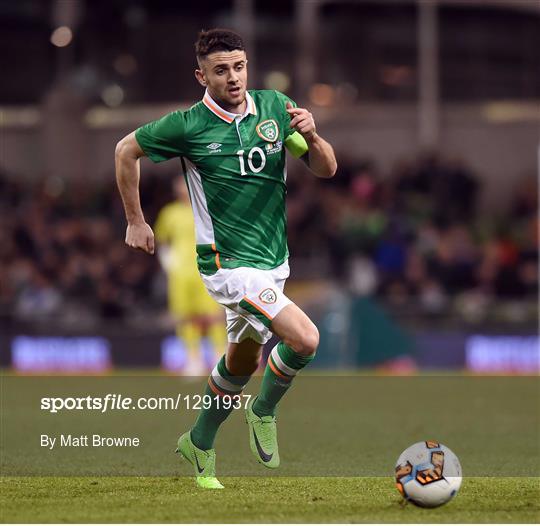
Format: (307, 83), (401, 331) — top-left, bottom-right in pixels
(135, 111), (186, 163)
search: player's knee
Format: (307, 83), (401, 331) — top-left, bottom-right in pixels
(229, 356), (259, 376)
(227, 344), (262, 376)
(245, 354), (261, 374)
(294, 325), (319, 356)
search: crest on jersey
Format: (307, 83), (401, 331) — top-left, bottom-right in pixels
(256, 119), (279, 142)
(259, 288), (277, 304)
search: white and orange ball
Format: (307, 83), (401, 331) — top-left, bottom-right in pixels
(395, 441), (462, 508)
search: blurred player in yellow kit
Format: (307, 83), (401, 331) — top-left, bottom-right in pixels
(154, 177), (225, 375)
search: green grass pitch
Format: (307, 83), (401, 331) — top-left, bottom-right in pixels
(1, 476), (539, 523)
(1, 372), (539, 522)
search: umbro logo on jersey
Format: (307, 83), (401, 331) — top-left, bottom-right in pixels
(206, 143), (222, 153)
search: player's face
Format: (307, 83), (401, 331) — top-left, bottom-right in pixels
(195, 50), (248, 112)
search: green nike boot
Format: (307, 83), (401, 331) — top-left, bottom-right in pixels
(175, 431), (224, 489)
(245, 397), (280, 469)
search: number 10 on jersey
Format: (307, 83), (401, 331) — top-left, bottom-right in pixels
(237, 147), (266, 175)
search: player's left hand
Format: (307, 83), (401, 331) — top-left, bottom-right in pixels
(286, 102), (317, 141)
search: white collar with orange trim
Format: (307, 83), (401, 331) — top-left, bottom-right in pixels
(202, 90), (257, 124)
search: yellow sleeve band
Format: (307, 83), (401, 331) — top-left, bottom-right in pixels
(284, 131), (309, 159)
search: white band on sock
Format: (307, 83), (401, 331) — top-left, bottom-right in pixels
(211, 365), (245, 393)
(270, 345), (298, 377)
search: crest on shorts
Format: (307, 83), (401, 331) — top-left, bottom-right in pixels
(256, 119), (279, 142)
(259, 288), (277, 304)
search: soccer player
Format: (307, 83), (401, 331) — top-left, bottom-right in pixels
(154, 176), (225, 375)
(115, 29), (337, 489)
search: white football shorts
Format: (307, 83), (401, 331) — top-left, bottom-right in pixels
(201, 260), (292, 344)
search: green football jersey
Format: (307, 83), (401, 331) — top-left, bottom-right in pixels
(135, 89), (308, 275)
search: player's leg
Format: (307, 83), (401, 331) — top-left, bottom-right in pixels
(251, 303), (318, 417)
(190, 337), (262, 450)
(177, 307), (263, 489)
(245, 303), (318, 468)
(226, 337), (263, 375)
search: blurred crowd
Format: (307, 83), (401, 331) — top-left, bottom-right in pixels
(288, 153), (538, 322)
(0, 152), (537, 327)
(0, 173), (167, 328)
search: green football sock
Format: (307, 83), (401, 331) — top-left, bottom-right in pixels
(190, 355), (249, 450)
(253, 342), (315, 418)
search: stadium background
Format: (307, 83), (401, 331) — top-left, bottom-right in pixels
(0, 0), (538, 374)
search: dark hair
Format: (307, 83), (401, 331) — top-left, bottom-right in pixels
(195, 28), (245, 60)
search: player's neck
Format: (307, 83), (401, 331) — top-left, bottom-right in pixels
(208, 91), (247, 115)
(225, 101), (246, 114)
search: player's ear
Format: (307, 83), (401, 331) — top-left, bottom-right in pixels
(195, 68), (207, 87)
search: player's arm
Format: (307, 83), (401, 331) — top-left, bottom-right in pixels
(116, 110), (186, 255)
(285, 102), (337, 178)
(115, 132), (155, 254)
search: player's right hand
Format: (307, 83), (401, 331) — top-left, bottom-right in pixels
(125, 222), (155, 254)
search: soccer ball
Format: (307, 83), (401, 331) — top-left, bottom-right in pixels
(395, 441), (462, 508)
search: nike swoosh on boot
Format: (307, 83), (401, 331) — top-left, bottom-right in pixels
(253, 429), (273, 462)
